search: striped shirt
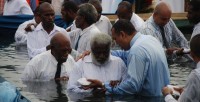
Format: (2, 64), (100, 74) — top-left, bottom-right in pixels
(27, 23), (70, 59)
(140, 16), (189, 49)
(190, 22), (200, 40)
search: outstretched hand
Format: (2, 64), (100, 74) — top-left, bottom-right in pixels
(75, 51), (91, 61)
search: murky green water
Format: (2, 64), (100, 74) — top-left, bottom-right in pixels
(0, 37), (194, 102)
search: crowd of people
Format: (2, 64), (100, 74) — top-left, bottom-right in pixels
(0, 0), (200, 102)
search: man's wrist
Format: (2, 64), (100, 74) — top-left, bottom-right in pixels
(101, 82), (105, 89)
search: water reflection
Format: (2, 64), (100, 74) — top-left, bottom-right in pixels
(22, 81), (68, 102)
(0, 39), (194, 101)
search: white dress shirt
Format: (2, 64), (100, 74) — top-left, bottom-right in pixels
(95, 15), (112, 35)
(165, 61), (200, 102)
(67, 54), (127, 93)
(3, 0), (33, 15)
(27, 23), (70, 59)
(69, 24), (100, 54)
(15, 19), (36, 45)
(190, 22), (200, 40)
(21, 50), (75, 81)
(66, 20), (78, 32)
(116, 13), (144, 31)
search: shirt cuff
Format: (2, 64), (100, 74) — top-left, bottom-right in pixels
(165, 94), (176, 102)
(105, 82), (112, 93)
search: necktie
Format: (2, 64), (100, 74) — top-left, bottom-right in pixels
(159, 26), (169, 48)
(55, 62), (62, 79)
(75, 35), (81, 50)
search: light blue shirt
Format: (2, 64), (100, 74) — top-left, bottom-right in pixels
(106, 32), (170, 96)
(140, 16), (189, 49)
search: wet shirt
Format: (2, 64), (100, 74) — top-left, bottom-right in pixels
(95, 15), (112, 35)
(106, 33), (170, 96)
(165, 61), (200, 102)
(68, 24), (100, 54)
(27, 23), (70, 59)
(67, 54), (127, 93)
(21, 50), (75, 81)
(15, 19), (35, 45)
(190, 22), (200, 40)
(140, 16), (189, 49)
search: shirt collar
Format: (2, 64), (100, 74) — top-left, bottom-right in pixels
(130, 32), (142, 47)
(84, 53), (112, 63)
(35, 22), (60, 33)
(80, 24), (96, 36)
(196, 61), (200, 69)
(48, 50), (58, 65)
(195, 22), (200, 27)
(96, 15), (103, 23)
(149, 16), (161, 31)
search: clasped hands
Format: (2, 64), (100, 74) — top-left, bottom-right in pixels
(80, 79), (121, 95)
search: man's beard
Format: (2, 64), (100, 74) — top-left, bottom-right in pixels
(91, 53), (109, 66)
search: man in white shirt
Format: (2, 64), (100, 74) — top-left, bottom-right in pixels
(27, 2), (70, 59)
(116, 1), (144, 31)
(69, 3), (100, 54)
(188, 0), (200, 40)
(3, 0), (33, 15)
(15, 6), (41, 45)
(162, 34), (200, 102)
(67, 34), (127, 93)
(61, 1), (78, 31)
(22, 33), (75, 81)
(88, 0), (112, 35)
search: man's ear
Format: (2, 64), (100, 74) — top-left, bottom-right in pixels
(120, 31), (126, 38)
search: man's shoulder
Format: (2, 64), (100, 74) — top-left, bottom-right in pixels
(55, 25), (68, 33)
(110, 55), (124, 63)
(100, 15), (110, 21)
(28, 51), (50, 65)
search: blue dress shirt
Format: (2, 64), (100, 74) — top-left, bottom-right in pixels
(107, 32), (170, 96)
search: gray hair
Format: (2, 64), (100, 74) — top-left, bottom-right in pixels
(77, 3), (98, 25)
(90, 33), (112, 48)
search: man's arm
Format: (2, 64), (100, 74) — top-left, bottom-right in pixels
(111, 50), (127, 65)
(178, 70), (200, 102)
(105, 53), (146, 94)
(170, 19), (189, 48)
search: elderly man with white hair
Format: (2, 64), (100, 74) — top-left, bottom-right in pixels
(67, 34), (127, 93)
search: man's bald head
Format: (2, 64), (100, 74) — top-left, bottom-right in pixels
(154, 2), (171, 15)
(153, 2), (172, 27)
(39, 2), (54, 14)
(50, 33), (71, 63)
(50, 33), (70, 48)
